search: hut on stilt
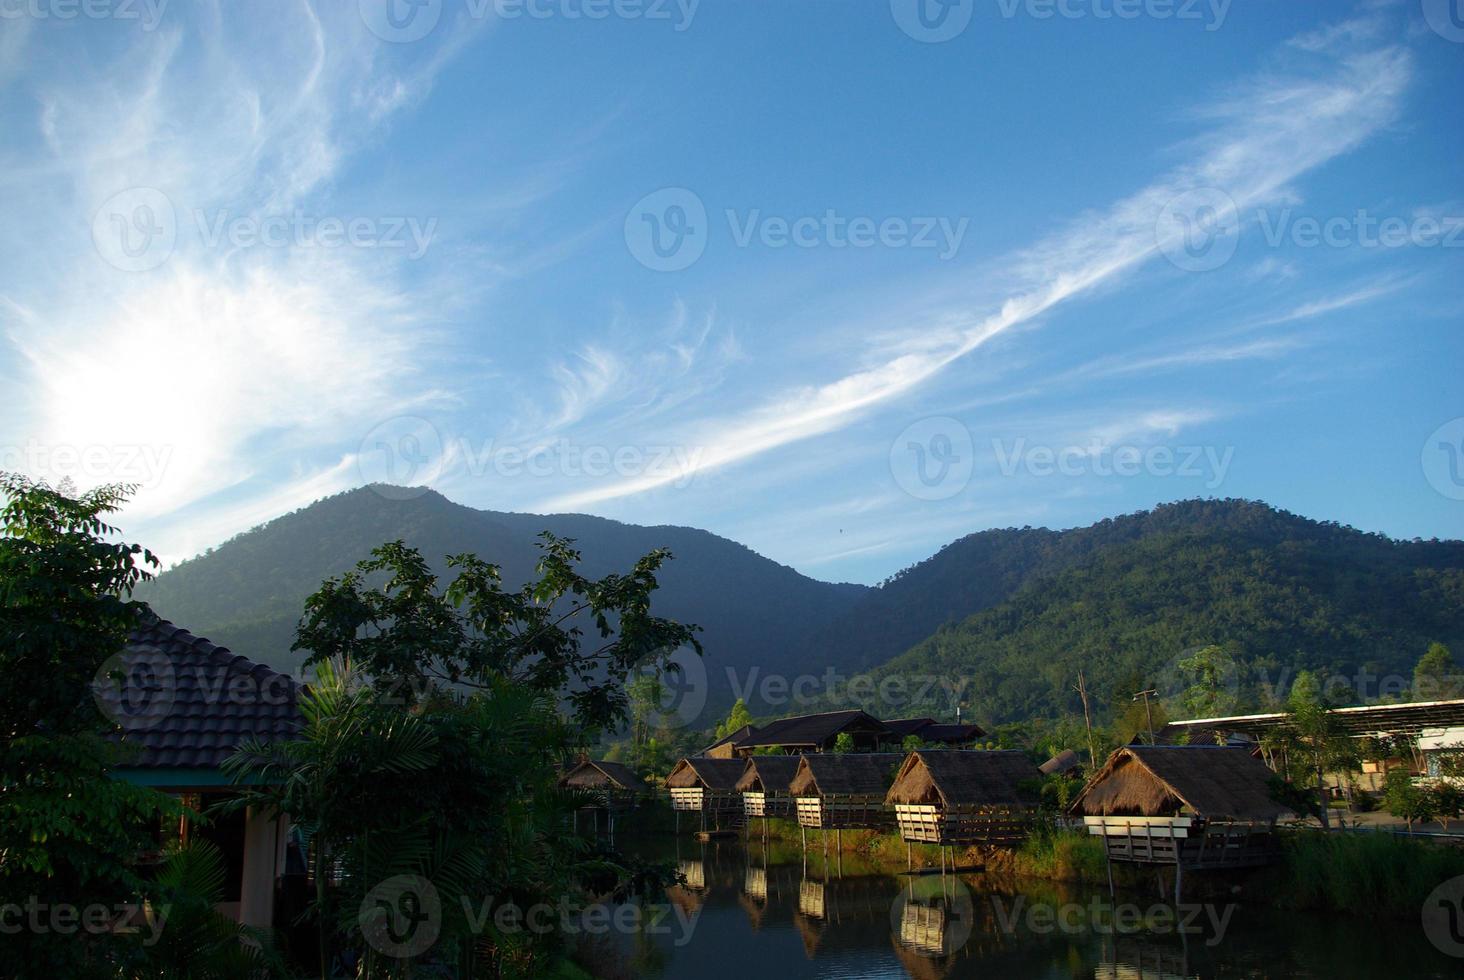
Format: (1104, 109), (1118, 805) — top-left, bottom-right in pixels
(666, 757), (746, 831)
(789, 753), (904, 833)
(560, 759), (642, 804)
(1070, 745), (1295, 899)
(885, 750), (1041, 849)
(737, 754), (803, 821)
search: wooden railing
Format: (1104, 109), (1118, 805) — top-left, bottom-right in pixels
(893, 804), (1032, 845)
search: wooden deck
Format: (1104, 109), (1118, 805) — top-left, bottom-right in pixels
(742, 791), (794, 819)
(796, 794), (891, 830)
(1083, 815), (1281, 868)
(893, 803), (1031, 846)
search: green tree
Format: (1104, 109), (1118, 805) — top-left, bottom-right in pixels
(292, 536), (701, 731)
(227, 661), (609, 977)
(1414, 642), (1463, 701)
(1382, 769), (1436, 831)
(1428, 781), (1463, 831)
(1174, 644), (1239, 717)
(0, 477), (179, 977)
(1285, 671), (1359, 831)
(715, 698), (754, 740)
(832, 732), (855, 754)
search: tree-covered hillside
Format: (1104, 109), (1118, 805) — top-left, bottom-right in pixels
(137, 487), (868, 712)
(836, 500), (1464, 724)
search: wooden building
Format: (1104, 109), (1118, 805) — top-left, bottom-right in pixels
(789, 753), (904, 830)
(701, 709), (896, 758)
(559, 759), (643, 809)
(885, 750), (1040, 847)
(1070, 745), (1294, 895)
(737, 754), (803, 819)
(885, 717), (988, 748)
(666, 757), (746, 830)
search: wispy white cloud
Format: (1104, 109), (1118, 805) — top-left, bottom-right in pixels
(1254, 277), (1409, 326)
(545, 19), (1413, 510)
(0, 3), (485, 561)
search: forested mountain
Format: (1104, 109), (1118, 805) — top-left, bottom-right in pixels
(138, 490), (1464, 729)
(830, 500), (1464, 724)
(136, 487), (869, 708)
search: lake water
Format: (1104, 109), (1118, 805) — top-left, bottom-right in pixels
(587, 834), (1461, 979)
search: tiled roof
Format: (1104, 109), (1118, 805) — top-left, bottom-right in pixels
(99, 615), (301, 769)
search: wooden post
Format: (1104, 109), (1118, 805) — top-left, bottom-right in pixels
(1174, 862), (1183, 905)
(1101, 825), (1115, 898)
(1076, 670), (1098, 768)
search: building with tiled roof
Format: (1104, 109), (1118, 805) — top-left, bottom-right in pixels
(102, 615), (301, 782)
(97, 614), (303, 928)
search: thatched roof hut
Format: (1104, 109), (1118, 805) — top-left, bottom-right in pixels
(789, 752), (904, 798)
(737, 754), (803, 818)
(789, 753), (904, 829)
(736, 755), (803, 793)
(666, 757), (745, 791)
(1071, 746), (1293, 874)
(886, 750), (1039, 809)
(1070, 745), (1292, 822)
(667, 757), (746, 825)
(559, 759), (641, 793)
(885, 750), (1040, 845)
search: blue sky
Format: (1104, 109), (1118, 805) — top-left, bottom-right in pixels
(1, 0), (1461, 584)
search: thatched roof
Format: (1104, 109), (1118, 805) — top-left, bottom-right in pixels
(1039, 749), (1082, 776)
(788, 753), (904, 797)
(736, 754), (803, 793)
(885, 750), (1039, 808)
(1070, 745), (1294, 821)
(559, 759), (640, 791)
(666, 756), (746, 791)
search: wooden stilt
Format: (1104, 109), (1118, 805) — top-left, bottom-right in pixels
(1102, 830), (1115, 898)
(1174, 862), (1183, 905)
(907, 841), (912, 870)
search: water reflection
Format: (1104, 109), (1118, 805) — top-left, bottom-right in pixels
(602, 836), (1460, 979)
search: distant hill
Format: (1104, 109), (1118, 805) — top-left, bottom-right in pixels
(138, 491), (1464, 731)
(828, 499), (1464, 724)
(137, 487), (869, 715)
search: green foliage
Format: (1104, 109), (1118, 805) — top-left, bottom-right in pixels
(135, 486), (864, 714)
(837, 500), (1464, 723)
(0, 474), (158, 738)
(714, 699), (754, 740)
(138, 840), (287, 978)
(292, 535), (701, 731)
(1414, 641), (1464, 700)
(1276, 830), (1464, 917)
(0, 477), (178, 977)
(225, 661), (608, 977)
(1381, 769), (1436, 829)
(1427, 781), (1464, 829)
(832, 732), (855, 754)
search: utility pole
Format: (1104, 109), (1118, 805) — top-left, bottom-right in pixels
(1075, 671), (1098, 767)
(1133, 689), (1158, 745)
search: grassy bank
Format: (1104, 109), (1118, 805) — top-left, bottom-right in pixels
(1268, 829), (1464, 917)
(655, 808), (1464, 919)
